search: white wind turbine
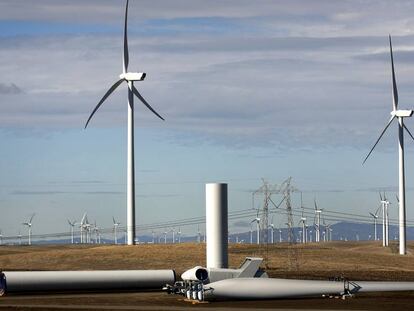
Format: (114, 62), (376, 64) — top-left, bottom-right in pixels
(84, 0), (164, 246)
(79, 213), (87, 244)
(22, 214), (35, 245)
(251, 210), (260, 245)
(171, 228), (175, 244)
(299, 210), (307, 244)
(269, 215), (275, 244)
(197, 225), (201, 243)
(67, 219), (76, 244)
(92, 221), (101, 244)
(178, 227), (181, 244)
(113, 217), (121, 245)
(278, 227), (283, 243)
(363, 35), (414, 255)
(314, 200), (322, 243)
(380, 192), (390, 247)
(369, 204), (380, 241)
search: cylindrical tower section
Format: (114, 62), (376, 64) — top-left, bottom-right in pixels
(206, 183), (228, 269)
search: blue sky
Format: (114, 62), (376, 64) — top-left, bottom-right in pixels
(1, 0), (414, 238)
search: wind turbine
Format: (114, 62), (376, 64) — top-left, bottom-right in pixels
(79, 213), (87, 244)
(171, 228), (175, 244)
(113, 217), (121, 245)
(363, 35), (414, 255)
(278, 227), (283, 243)
(22, 214), (35, 245)
(314, 200), (322, 243)
(369, 205), (380, 241)
(84, 0), (164, 246)
(92, 221), (101, 244)
(380, 192), (390, 247)
(249, 222), (253, 244)
(197, 225), (201, 243)
(251, 210), (260, 245)
(0, 229), (2, 245)
(299, 210), (307, 244)
(269, 215), (275, 244)
(67, 219), (76, 244)
(178, 227), (181, 244)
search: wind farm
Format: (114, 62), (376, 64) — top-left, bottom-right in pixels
(1, 0), (414, 310)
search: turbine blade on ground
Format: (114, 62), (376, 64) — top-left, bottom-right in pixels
(363, 115), (396, 164)
(84, 79), (124, 128)
(403, 123), (414, 141)
(123, 0), (129, 73)
(131, 85), (165, 120)
(389, 35), (398, 111)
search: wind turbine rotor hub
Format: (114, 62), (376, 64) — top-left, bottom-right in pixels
(119, 72), (146, 81)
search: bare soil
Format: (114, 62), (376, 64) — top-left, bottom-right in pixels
(0, 241), (413, 310)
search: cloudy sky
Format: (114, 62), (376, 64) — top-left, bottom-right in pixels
(1, 0), (414, 238)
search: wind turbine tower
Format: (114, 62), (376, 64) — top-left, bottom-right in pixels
(363, 36), (414, 255)
(314, 200), (322, 243)
(369, 206), (380, 241)
(68, 220), (76, 244)
(299, 210), (307, 244)
(251, 210), (260, 245)
(113, 217), (121, 245)
(22, 214), (35, 246)
(84, 0), (164, 246)
(379, 193), (390, 247)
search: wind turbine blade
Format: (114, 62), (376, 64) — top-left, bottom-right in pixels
(131, 85), (165, 120)
(113, 217), (116, 224)
(81, 212), (87, 224)
(403, 124), (414, 141)
(379, 192), (383, 201)
(369, 212), (375, 218)
(396, 194), (399, 203)
(123, 0), (129, 73)
(389, 35), (398, 111)
(84, 79), (124, 128)
(29, 213), (35, 223)
(362, 115), (396, 164)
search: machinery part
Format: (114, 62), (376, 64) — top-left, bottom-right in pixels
(0, 270), (175, 295)
(203, 277), (414, 300)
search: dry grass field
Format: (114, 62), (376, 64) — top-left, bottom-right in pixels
(0, 241), (414, 310)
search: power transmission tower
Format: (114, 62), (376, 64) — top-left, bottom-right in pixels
(252, 179), (282, 244)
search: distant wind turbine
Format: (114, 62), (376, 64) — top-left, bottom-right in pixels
(299, 209), (307, 244)
(22, 214), (35, 245)
(84, 0), (164, 246)
(314, 200), (322, 243)
(113, 217), (121, 245)
(251, 209), (260, 245)
(67, 219), (76, 244)
(379, 192), (390, 247)
(363, 35), (414, 255)
(369, 206), (380, 241)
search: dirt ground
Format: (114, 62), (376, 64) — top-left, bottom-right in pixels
(0, 241), (413, 310)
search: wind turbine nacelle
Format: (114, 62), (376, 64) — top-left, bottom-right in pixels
(391, 110), (413, 118)
(181, 266), (209, 282)
(119, 72), (146, 81)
